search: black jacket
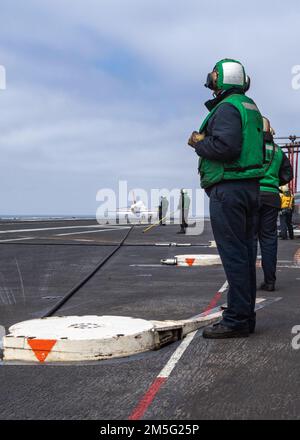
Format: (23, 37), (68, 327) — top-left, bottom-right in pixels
(279, 153), (293, 187)
(194, 88), (243, 163)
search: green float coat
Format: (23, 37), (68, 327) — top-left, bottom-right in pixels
(260, 142), (283, 193)
(198, 93), (264, 189)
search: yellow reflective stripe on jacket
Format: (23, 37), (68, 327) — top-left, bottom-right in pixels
(281, 195), (294, 209)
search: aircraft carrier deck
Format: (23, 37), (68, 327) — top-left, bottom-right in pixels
(0, 219), (299, 420)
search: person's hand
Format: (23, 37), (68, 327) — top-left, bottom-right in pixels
(188, 131), (205, 148)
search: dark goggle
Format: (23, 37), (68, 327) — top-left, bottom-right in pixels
(204, 72), (214, 90)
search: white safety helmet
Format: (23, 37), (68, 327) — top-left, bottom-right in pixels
(205, 58), (248, 92)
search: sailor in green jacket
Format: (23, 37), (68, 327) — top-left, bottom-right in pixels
(188, 58), (264, 338)
(255, 117), (293, 291)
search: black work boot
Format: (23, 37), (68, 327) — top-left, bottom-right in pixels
(259, 282), (275, 292)
(203, 323), (249, 339)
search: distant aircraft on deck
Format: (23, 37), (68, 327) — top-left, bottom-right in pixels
(104, 192), (158, 224)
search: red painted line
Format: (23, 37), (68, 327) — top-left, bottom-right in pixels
(128, 281), (228, 420)
(128, 377), (167, 420)
(202, 291), (222, 316)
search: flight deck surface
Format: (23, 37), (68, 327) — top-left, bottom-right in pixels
(0, 219), (299, 420)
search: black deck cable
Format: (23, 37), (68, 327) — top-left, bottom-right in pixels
(41, 225), (134, 318)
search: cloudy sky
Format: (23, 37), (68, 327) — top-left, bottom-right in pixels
(0, 0), (299, 215)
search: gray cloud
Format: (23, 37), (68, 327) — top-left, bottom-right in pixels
(0, 0), (299, 215)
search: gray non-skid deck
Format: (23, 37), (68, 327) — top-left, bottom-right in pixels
(0, 219), (299, 420)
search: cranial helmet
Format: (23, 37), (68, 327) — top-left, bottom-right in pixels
(263, 117), (271, 133)
(280, 184), (289, 194)
(205, 58), (248, 92)
(263, 116), (276, 136)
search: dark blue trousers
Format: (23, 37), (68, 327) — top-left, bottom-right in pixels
(280, 210), (294, 239)
(209, 180), (259, 330)
(254, 203), (279, 285)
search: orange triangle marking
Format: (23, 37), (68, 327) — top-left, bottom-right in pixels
(27, 339), (57, 363)
(185, 258), (195, 267)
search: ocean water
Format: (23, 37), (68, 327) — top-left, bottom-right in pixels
(0, 215), (96, 221)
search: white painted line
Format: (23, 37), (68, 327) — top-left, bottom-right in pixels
(0, 237), (34, 243)
(161, 295), (276, 379)
(56, 228), (128, 237)
(130, 264), (163, 267)
(218, 281), (229, 293)
(0, 225), (130, 235)
(159, 280), (228, 377)
(277, 265), (300, 269)
(129, 294), (281, 420)
(15, 258), (26, 304)
(158, 330), (197, 378)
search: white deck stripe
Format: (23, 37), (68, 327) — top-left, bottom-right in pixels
(218, 281), (228, 293)
(158, 280), (228, 378)
(0, 237), (34, 243)
(130, 264), (163, 267)
(277, 265), (300, 269)
(158, 330), (197, 378)
(0, 225), (129, 235)
(157, 295), (275, 379)
(56, 228), (128, 237)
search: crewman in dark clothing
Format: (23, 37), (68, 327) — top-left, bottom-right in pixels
(188, 58), (264, 338)
(177, 189), (191, 234)
(255, 117), (293, 292)
(280, 189), (295, 239)
(158, 196), (169, 226)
